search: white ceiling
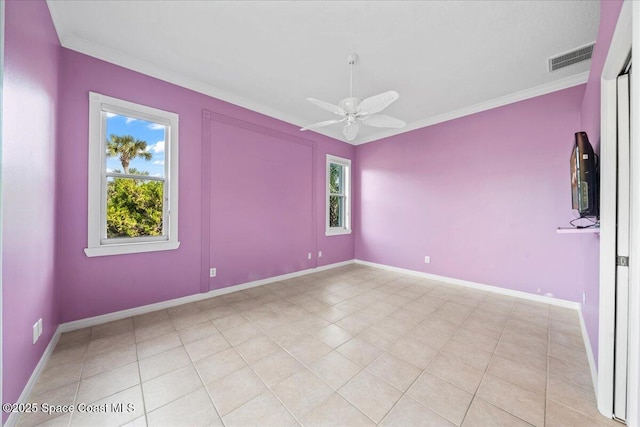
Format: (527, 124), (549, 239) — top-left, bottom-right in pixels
(47, 1), (599, 145)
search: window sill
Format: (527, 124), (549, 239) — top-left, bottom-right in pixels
(325, 228), (352, 236)
(84, 241), (180, 257)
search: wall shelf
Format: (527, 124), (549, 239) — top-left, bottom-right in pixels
(556, 227), (600, 234)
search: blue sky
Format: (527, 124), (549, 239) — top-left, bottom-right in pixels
(105, 113), (165, 177)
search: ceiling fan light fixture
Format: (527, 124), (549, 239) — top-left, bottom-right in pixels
(343, 122), (359, 141)
(301, 53), (405, 142)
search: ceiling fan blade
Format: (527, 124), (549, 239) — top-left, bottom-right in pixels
(307, 98), (346, 115)
(343, 122), (359, 141)
(300, 118), (345, 131)
(361, 114), (406, 128)
(358, 91), (399, 115)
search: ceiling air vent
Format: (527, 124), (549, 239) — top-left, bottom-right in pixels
(548, 43), (595, 72)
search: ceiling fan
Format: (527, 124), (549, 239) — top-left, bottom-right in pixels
(300, 54), (406, 142)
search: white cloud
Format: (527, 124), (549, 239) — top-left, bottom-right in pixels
(106, 112), (117, 118)
(146, 140), (165, 154)
(148, 123), (165, 130)
(125, 117), (137, 124)
(106, 168), (114, 173)
(152, 160), (165, 165)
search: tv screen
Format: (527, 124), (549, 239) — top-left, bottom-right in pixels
(571, 131), (598, 217)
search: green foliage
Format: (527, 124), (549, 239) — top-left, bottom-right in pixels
(329, 164), (342, 227)
(106, 178), (164, 238)
(105, 134), (162, 238)
(106, 134), (152, 174)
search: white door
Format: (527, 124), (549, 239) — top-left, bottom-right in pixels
(614, 72), (631, 422)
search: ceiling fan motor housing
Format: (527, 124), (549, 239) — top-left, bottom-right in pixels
(339, 97), (361, 114)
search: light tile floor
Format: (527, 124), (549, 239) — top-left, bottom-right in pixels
(17, 265), (620, 426)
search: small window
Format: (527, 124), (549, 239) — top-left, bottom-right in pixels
(326, 154), (352, 236)
(85, 92), (179, 257)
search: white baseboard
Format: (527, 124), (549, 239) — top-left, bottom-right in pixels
(356, 259), (599, 393)
(12, 257), (594, 427)
(354, 259), (581, 309)
(59, 260), (354, 333)
(7, 260), (354, 426)
(357, 259), (599, 392)
(5, 331), (61, 427)
(579, 307), (599, 397)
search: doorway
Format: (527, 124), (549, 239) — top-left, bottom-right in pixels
(614, 69), (631, 422)
(598, 2), (638, 425)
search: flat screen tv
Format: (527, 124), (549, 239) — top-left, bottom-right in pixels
(571, 131), (598, 218)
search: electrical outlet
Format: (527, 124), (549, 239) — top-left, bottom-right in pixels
(209, 268), (217, 277)
(318, 251), (322, 258)
(424, 256), (430, 264)
(33, 322), (39, 344)
(38, 318), (43, 337)
(308, 252), (312, 260)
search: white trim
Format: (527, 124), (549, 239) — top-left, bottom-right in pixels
(45, 1), (591, 147)
(326, 154), (352, 235)
(6, 260), (352, 426)
(598, 76), (618, 419)
(85, 92), (180, 257)
(627, 3), (640, 426)
(4, 332), (61, 427)
(614, 73), (631, 419)
(84, 241), (180, 257)
(44, 7), (312, 142)
(11, 256), (600, 427)
(58, 260), (354, 333)
(579, 307), (599, 397)
(353, 71), (590, 145)
(353, 259), (580, 309)
(0, 0), (5, 416)
(598, 0), (632, 418)
(325, 228), (352, 237)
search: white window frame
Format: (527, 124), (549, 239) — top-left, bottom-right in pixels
(85, 92), (179, 257)
(326, 154), (352, 236)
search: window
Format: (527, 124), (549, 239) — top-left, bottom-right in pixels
(85, 92), (179, 257)
(326, 154), (352, 236)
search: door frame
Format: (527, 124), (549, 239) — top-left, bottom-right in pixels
(599, 1), (638, 424)
(0, 0), (5, 413)
(627, 3), (640, 425)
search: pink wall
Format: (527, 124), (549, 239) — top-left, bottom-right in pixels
(578, 0), (624, 365)
(56, 49), (354, 323)
(202, 112), (354, 292)
(4, 0), (621, 417)
(2, 0), (61, 419)
(355, 85), (586, 301)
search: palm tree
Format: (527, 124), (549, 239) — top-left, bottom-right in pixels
(106, 134), (152, 174)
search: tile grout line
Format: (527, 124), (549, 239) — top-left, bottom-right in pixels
(441, 288), (510, 426)
(374, 282), (493, 425)
(31, 266), (594, 427)
(544, 308), (551, 427)
(251, 271), (415, 424)
(236, 294), (369, 426)
(133, 338), (149, 427)
(459, 292), (515, 426)
(192, 318), (239, 427)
